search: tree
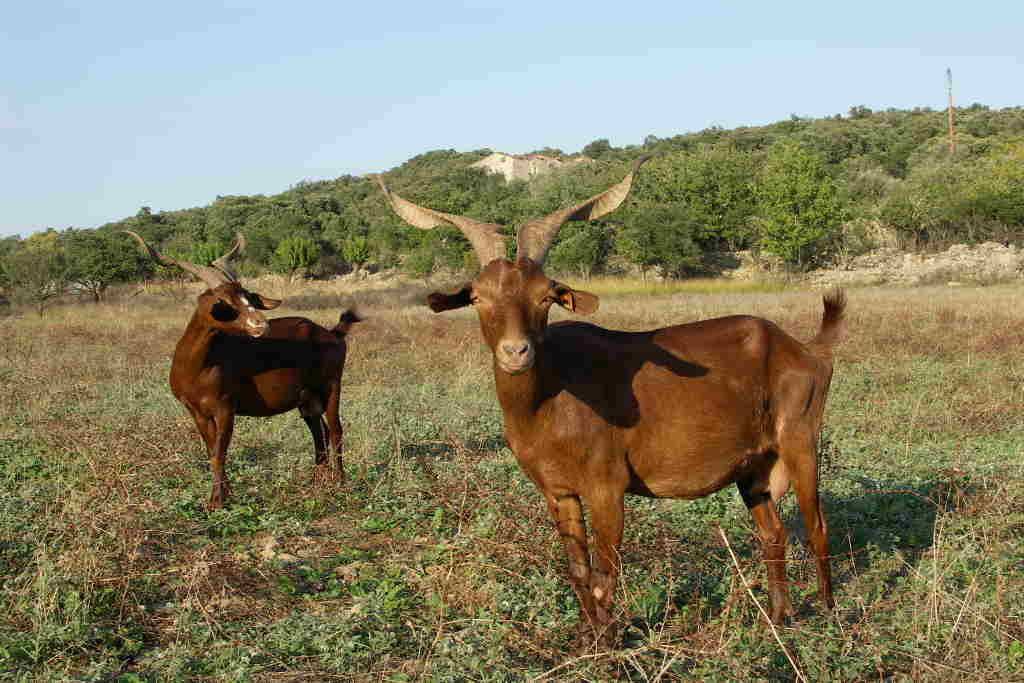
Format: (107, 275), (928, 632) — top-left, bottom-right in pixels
(272, 236), (320, 279)
(616, 203), (702, 278)
(848, 105), (873, 120)
(754, 142), (847, 268)
(63, 229), (143, 302)
(403, 245), (437, 279)
(0, 236), (20, 292)
(582, 138), (613, 159)
(2, 230), (66, 315)
(882, 139), (1024, 248)
(965, 140), (1024, 239)
(630, 147), (758, 252)
(529, 146), (565, 158)
(546, 223), (611, 280)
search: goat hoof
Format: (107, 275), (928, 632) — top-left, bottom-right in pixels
(568, 620), (619, 653)
(207, 485), (230, 511)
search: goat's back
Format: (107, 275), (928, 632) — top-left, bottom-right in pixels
(201, 317), (349, 390)
(526, 315), (833, 499)
(546, 313), (817, 381)
(263, 317), (342, 343)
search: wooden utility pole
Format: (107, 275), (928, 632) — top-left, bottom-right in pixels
(947, 68), (956, 155)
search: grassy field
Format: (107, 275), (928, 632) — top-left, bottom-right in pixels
(1, 277), (1022, 681)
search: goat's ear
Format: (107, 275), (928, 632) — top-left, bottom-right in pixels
(427, 285), (473, 313)
(250, 293), (282, 310)
(554, 283), (599, 316)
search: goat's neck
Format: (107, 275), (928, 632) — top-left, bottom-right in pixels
(492, 351), (556, 423)
(173, 313), (220, 378)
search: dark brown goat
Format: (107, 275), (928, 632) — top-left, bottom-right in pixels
(127, 232), (360, 509)
(377, 159), (846, 643)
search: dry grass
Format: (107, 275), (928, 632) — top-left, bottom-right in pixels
(0, 278), (1021, 680)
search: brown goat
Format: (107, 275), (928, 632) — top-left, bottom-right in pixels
(127, 232), (361, 509)
(377, 158), (846, 643)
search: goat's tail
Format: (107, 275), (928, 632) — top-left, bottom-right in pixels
(808, 288), (846, 361)
(332, 308), (363, 337)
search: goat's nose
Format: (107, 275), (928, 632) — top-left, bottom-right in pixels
(501, 340), (530, 357)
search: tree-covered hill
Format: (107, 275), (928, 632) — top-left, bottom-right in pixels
(3, 104), (1023, 305)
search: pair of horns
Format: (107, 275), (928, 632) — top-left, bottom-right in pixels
(125, 231), (245, 290)
(377, 155), (651, 265)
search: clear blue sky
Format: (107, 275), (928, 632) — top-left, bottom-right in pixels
(3, 1), (1021, 238)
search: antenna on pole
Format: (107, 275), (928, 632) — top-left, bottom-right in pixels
(946, 68), (956, 155)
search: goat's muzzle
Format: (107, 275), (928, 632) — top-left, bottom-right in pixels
(246, 318), (269, 338)
(497, 339), (535, 375)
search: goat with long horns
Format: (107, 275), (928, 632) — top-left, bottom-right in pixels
(127, 231), (360, 509)
(378, 157), (846, 646)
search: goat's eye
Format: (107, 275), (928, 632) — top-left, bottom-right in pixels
(210, 300), (239, 322)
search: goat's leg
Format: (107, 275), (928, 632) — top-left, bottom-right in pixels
(786, 436), (835, 612)
(300, 393), (341, 484)
(323, 380), (344, 457)
(547, 494), (599, 636)
(302, 414), (328, 465)
(187, 406), (230, 510)
(323, 382), (344, 456)
(776, 375), (835, 614)
(208, 411), (235, 510)
(188, 407), (217, 454)
(303, 414), (340, 485)
(738, 477), (793, 623)
(586, 489), (625, 646)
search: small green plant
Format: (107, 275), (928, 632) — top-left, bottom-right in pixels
(341, 235), (371, 268)
(271, 235), (319, 279)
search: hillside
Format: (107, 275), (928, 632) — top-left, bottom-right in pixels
(3, 104), (1024, 298)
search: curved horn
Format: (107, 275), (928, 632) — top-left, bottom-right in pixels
(516, 154), (653, 264)
(210, 231), (245, 282)
(375, 176), (506, 265)
(123, 231), (232, 290)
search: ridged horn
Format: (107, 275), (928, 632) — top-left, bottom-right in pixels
(375, 176), (506, 265)
(516, 154), (652, 264)
(123, 231), (235, 290)
(210, 232), (245, 282)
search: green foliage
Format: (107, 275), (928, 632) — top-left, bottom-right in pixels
(187, 240), (230, 268)
(582, 138), (613, 159)
(12, 105), (1024, 281)
(403, 245), (438, 279)
(341, 235), (371, 268)
(963, 139), (1024, 239)
(62, 229), (143, 302)
(632, 147), (759, 252)
(880, 140), (1024, 248)
(271, 235), (320, 278)
(546, 223), (611, 279)
(0, 236), (21, 291)
(848, 104), (873, 120)
(615, 203), (703, 277)
(1, 230), (66, 315)
(754, 141), (847, 268)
